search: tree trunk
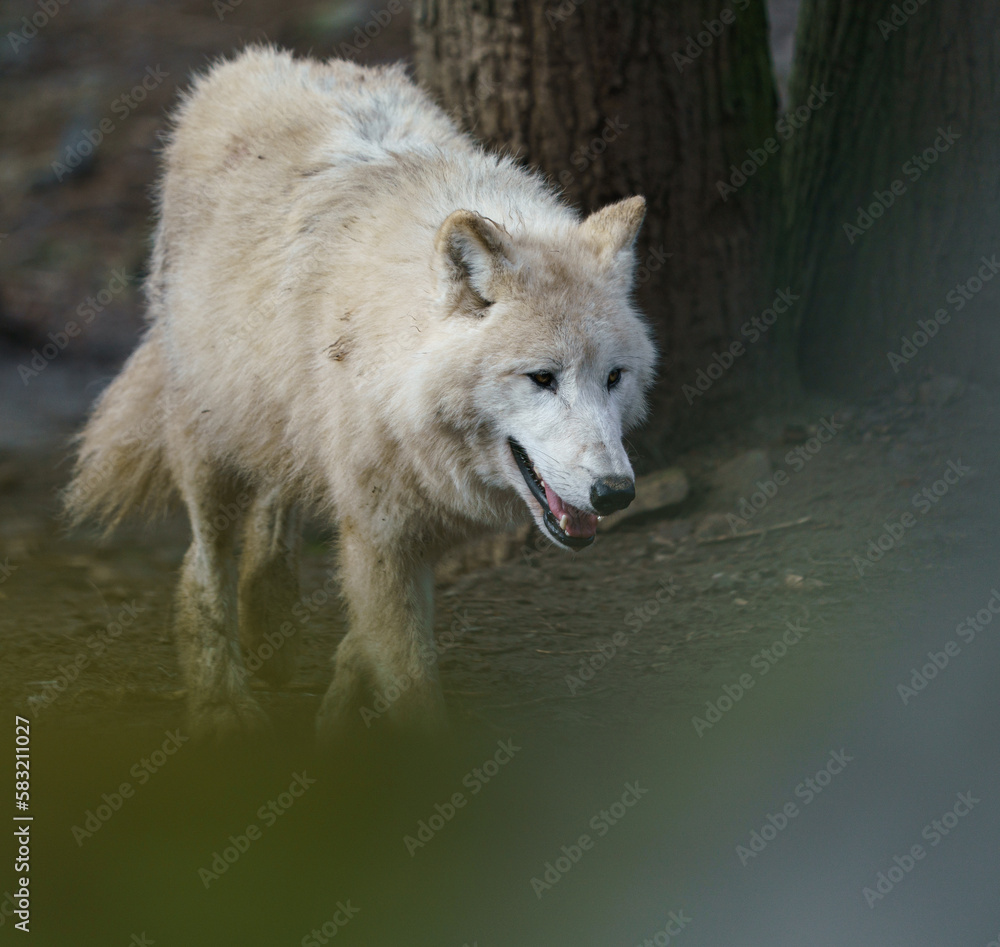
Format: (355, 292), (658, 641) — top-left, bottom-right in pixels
(413, 0), (784, 461)
(784, 0), (1000, 395)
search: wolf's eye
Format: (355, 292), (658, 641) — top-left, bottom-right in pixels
(529, 371), (555, 389)
(607, 368), (623, 389)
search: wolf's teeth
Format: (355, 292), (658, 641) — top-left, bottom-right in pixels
(532, 465), (542, 480)
(559, 514), (569, 532)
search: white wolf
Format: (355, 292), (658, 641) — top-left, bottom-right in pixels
(65, 47), (656, 744)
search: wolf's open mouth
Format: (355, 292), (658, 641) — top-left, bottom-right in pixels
(509, 439), (598, 549)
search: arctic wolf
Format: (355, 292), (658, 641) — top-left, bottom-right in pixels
(66, 47), (656, 744)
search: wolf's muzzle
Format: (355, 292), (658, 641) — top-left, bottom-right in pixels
(590, 476), (635, 515)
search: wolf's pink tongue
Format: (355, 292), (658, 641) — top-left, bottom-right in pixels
(543, 482), (599, 538)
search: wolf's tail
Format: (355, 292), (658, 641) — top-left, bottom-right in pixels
(63, 326), (175, 531)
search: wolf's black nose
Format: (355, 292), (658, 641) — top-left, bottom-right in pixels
(590, 476), (635, 515)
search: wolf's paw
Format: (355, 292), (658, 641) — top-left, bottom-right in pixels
(314, 694), (357, 755)
(314, 681), (449, 755)
(188, 697), (272, 744)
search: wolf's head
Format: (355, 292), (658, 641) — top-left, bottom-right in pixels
(434, 196), (657, 550)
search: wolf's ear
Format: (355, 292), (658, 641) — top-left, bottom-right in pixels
(580, 196), (646, 280)
(435, 210), (513, 314)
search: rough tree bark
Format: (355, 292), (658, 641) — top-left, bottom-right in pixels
(413, 0), (785, 460)
(784, 0), (1000, 394)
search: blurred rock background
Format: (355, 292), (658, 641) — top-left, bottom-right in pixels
(0, 0), (799, 365)
(0, 0), (415, 362)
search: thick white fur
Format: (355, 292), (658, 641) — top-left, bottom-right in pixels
(65, 46), (657, 744)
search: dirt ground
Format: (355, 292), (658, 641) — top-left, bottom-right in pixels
(0, 359), (992, 740)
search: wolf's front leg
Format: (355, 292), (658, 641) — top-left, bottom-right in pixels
(317, 528), (446, 747)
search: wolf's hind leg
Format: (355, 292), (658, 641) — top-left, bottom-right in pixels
(173, 467), (268, 740)
(238, 488), (301, 686)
